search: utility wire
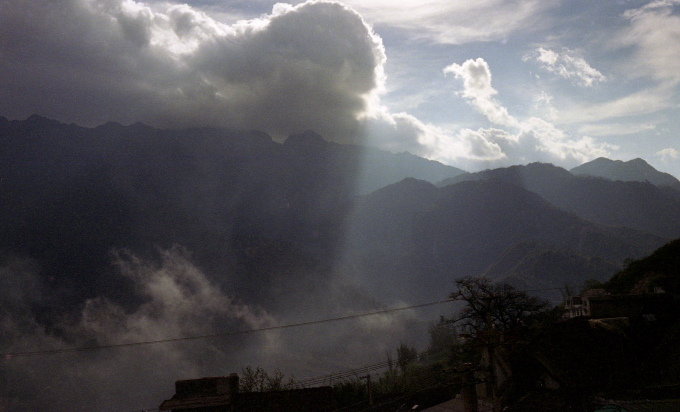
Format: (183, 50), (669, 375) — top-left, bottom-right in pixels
(2, 285), (562, 359)
(293, 337), (471, 388)
(1, 299), (455, 358)
(297, 360), (392, 387)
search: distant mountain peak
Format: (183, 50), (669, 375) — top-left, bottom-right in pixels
(587, 157), (649, 168)
(25, 113), (61, 127)
(571, 157), (680, 188)
(375, 177), (437, 194)
(283, 130), (327, 148)
(437, 161), (571, 188)
(95, 121), (125, 132)
(27, 113), (49, 121)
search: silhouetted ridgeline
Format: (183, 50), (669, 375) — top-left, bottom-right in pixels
(0, 115), (676, 309)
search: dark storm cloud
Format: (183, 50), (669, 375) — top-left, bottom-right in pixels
(0, 0), (385, 141)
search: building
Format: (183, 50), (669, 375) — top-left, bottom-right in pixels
(159, 374), (336, 412)
(563, 289), (673, 320)
(563, 289), (606, 319)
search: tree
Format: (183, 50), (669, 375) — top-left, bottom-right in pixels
(239, 366), (297, 392)
(422, 318), (459, 364)
(428, 319), (458, 353)
(396, 343), (418, 374)
(448, 276), (549, 336)
(447, 277), (550, 411)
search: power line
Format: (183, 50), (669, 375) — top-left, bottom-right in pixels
(1, 299), (455, 358)
(2, 284), (563, 359)
(297, 361), (393, 387)
(295, 321), (483, 388)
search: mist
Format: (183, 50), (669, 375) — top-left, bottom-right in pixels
(1, 244), (441, 411)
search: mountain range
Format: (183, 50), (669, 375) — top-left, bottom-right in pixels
(3, 115), (680, 411)
(439, 162), (680, 239)
(1, 115), (677, 309)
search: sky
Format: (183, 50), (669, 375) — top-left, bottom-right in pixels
(2, 0), (680, 177)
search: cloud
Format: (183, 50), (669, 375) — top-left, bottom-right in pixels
(558, 86), (674, 124)
(622, 0), (680, 21)
(519, 117), (615, 163)
(577, 122), (656, 137)
(362, 109), (449, 154)
(524, 47), (607, 87)
(345, 0), (558, 44)
(443, 58), (519, 127)
(550, 1), (679, 130)
(453, 128), (510, 161)
(657, 147), (680, 161)
(532, 91), (558, 121)
(438, 58), (615, 166)
(84, 247), (275, 342)
(536, 1), (679, 132)
(0, 0), (385, 141)
(357, 56), (615, 169)
(618, 0), (680, 85)
(359, 107), (509, 170)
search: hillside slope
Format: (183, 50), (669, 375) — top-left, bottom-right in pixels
(343, 178), (665, 302)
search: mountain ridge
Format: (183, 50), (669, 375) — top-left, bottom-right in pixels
(571, 156), (680, 189)
(0, 114), (673, 310)
(440, 162), (680, 239)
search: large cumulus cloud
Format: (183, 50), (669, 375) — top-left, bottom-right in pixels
(0, 0), (385, 141)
